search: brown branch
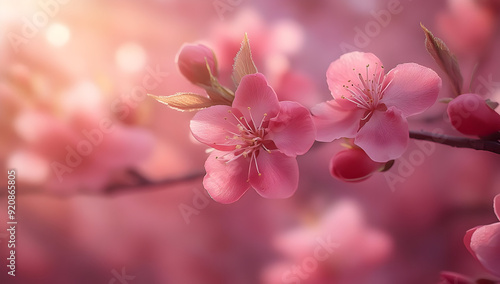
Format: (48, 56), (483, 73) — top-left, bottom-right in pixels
(106, 170), (205, 194)
(105, 132), (499, 193)
(409, 130), (500, 154)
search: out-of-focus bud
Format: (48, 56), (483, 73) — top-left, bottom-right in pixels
(464, 194), (500, 278)
(438, 271), (474, 284)
(447, 93), (500, 137)
(176, 44), (218, 86)
(329, 147), (388, 182)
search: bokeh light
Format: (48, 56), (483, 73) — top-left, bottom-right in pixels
(0, 1), (499, 284)
(115, 42), (147, 73)
(45, 23), (70, 47)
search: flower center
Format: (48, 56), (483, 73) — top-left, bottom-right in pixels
(217, 107), (273, 178)
(341, 63), (391, 117)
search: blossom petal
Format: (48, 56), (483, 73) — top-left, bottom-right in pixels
(447, 93), (500, 136)
(329, 148), (385, 182)
(232, 73), (280, 126)
(326, 52), (384, 101)
(439, 272), (474, 284)
(495, 194), (500, 220)
(267, 101), (315, 156)
(469, 222), (500, 277)
(203, 150), (250, 204)
(464, 227), (478, 258)
(382, 63), (442, 117)
(190, 105), (244, 151)
(311, 100), (365, 142)
(249, 151), (298, 199)
(354, 107), (409, 162)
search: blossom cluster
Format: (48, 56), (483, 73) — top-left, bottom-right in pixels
(152, 30), (500, 201)
(1, 1), (498, 283)
(151, 27), (500, 281)
(153, 34), (442, 200)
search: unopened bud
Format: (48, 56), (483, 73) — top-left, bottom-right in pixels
(176, 44), (218, 86)
(447, 93), (500, 137)
(329, 147), (386, 182)
(438, 271), (473, 284)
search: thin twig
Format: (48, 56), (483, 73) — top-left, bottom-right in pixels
(106, 170), (205, 193)
(107, 132), (499, 192)
(409, 130), (500, 154)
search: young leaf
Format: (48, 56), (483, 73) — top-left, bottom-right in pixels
(486, 99), (499, 110)
(421, 23), (463, 96)
(205, 84), (234, 105)
(204, 60), (235, 104)
(439, 98), (453, 104)
(148, 93), (216, 112)
(232, 33), (258, 86)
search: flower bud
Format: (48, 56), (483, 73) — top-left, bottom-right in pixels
(464, 194), (500, 278)
(329, 147), (386, 182)
(176, 44), (218, 86)
(447, 93), (500, 137)
(438, 272), (473, 284)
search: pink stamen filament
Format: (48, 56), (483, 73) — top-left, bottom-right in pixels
(218, 108), (273, 179)
(342, 63), (390, 111)
(251, 152), (262, 176)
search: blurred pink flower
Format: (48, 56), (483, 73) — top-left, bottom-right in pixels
(190, 73), (315, 203)
(438, 271), (499, 284)
(11, 108), (154, 193)
(438, 271), (474, 284)
(176, 43), (218, 86)
(209, 9), (304, 81)
(447, 93), (500, 137)
(437, 0), (498, 57)
(207, 8), (320, 108)
(272, 70), (319, 108)
(312, 51), (442, 162)
(4, 73), (156, 193)
(329, 146), (387, 182)
(265, 200), (393, 284)
(464, 194), (500, 277)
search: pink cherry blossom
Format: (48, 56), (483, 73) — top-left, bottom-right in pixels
(265, 200), (393, 284)
(206, 8), (320, 108)
(10, 109), (154, 194)
(190, 73), (315, 203)
(312, 52), (442, 162)
(464, 194), (500, 277)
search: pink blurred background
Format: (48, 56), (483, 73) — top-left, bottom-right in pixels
(0, 0), (499, 283)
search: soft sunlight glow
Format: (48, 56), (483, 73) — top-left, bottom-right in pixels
(115, 42), (147, 72)
(271, 20), (304, 55)
(266, 54), (290, 77)
(46, 23), (71, 47)
(7, 151), (49, 184)
(61, 81), (103, 114)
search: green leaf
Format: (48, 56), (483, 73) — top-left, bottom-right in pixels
(485, 99), (499, 110)
(232, 33), (258, 87)
(421, 23), (463, 96)
(148, 93), (216, 111)
(204, 60), (235, 104)
(438, 98), (453, 104)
